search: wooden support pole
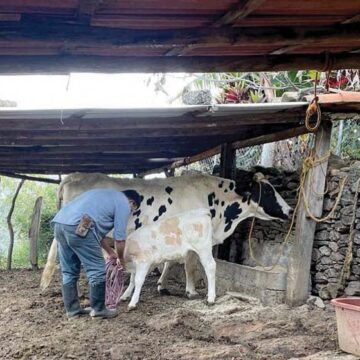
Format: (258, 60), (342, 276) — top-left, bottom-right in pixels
(220, 143), (235, 179)
(216, 143), (236, 259)
(29, 196), (43, 270)
(286, 121), (332, 306)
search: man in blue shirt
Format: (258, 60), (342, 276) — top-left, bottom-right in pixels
(52, 188), (141, 319)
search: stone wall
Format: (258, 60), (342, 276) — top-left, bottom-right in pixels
(224, 161), (360, 300)
(311, 163), (360, 299)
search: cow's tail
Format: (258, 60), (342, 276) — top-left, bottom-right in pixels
(40, 238), (58, 291)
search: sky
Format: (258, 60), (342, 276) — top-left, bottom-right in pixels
(0, 73), (195, 109)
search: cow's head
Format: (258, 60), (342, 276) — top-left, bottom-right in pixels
(235, 171), (291, 221)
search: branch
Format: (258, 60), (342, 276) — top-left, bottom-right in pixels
(7, 179), (25, 270)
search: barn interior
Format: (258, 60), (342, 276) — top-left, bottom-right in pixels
(0, 0), (360, 308)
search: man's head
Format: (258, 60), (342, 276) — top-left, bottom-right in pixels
(123, 189), (142, 211)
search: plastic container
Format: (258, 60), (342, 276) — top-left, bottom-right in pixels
(331, 297), (360, 356)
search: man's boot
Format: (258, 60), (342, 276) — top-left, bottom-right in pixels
(89, 281), (118, 319)
(62, 282), (91, 318)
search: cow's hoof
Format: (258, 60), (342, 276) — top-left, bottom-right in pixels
(119, 296), (129, 302)
(186, 291), (200, 299)
(127, 305), (136, 312)
(207, 300), (215, 306)
(159, 288), (171, 296)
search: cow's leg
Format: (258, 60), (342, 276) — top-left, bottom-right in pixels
(197, 251), (216, 305)
(128, 263), (150, 310)
(120, 271), (135, 301)
(185, 251), (200, 299)
(157, 261), (172, 295)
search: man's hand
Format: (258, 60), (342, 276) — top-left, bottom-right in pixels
(115, 240), (126, 270)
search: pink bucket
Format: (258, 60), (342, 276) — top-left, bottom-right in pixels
(331, 297), (360, 356)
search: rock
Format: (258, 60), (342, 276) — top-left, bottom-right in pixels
(328, 242), (338, 252)
(319, 246), (331, 256)
(307, 296), (326, 309)
(329, 230), (340, 241)
(345, 281), (360, 296)
(323, 198), (336, 211)
(315, 230), (329, 241)
(352, 265), (360, 275)
(320, 257), (332, 265)
(182, 89), (212, 105)
(330, 252), (345, 262)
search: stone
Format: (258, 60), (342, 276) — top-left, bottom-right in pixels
(319, 246), (331, 256)
(329, 230), (340, 241)
(341, 205), (355, 216)
(320, 257), (332, 265)
(352, 265), (360, 275)
(330, 252), (345, 262)
(315, 230), (329, 241)
(324, 268), (339, 279)
(182, 89), (212, 105)
(341, 215), (354, 226)
(345, 281), (360, 296)
(307, 296), (326, 310)
(328, 242), (338, 252)
(323, 198), (336, 211)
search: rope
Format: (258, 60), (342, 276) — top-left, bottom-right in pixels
(105, 259), (125, 309)
(248, 128), (348, 271)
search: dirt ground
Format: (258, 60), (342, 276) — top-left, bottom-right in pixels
(0, 269), (356, 360)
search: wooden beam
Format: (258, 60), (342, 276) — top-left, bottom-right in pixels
(0, 113), (303, 131)
(342, 13), (360, 24)
(213, 0), (266, 27)
(231, 126), (309, 150)
(140, 125), (309, 177)
(0, 171), (61, 184)
(0, 53), (358, 74)
(286, 121), (332, 307)
(1, 23), (360, 56)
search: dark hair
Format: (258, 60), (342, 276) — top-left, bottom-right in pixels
(123, 189), (142, 209)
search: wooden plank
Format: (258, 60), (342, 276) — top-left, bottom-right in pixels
(0, 171), (61, 184)
(0, 112), (302, 130)
(29, 196), (43, 270)
(342, 13), (360, 24)
(1, 23), (360, 51)
(213, 0), (266, 27)
(220, 143), (235, 179)
(0, 53), (359, 74)
(140, 125), (309, 176)
(231, 126), (309, 150)
(286, 121), (332, 307)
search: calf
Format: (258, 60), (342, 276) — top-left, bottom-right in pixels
(120, 209), (215, 310)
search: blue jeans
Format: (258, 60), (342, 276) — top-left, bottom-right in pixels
(54, 223), (105, 286)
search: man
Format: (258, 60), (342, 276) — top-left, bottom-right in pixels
(52, 188), (141, 319)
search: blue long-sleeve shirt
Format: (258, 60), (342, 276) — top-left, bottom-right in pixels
(52, 188), (130, 241)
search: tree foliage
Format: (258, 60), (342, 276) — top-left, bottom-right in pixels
(0, 177), (57, 268)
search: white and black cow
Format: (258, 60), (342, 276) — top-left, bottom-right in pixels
(40, 171), (291, 297)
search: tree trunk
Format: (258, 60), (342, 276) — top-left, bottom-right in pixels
(29, 196), (43, 270)
(7, 179), (25, 270)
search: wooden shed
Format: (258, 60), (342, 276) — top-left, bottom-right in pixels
(0, 1), (359, 307)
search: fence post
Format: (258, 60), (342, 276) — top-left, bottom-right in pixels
(29, 196), (43, 270)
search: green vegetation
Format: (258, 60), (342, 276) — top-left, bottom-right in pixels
(0, 177), (57, 269)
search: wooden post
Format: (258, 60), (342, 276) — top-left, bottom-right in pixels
(29, 196), (43, 270)
(286, 121), (332, 306)
(215, 143), (236, 259)
(220, 143), (235, 179)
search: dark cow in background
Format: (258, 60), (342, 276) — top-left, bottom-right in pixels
(41, 171), (291, 299)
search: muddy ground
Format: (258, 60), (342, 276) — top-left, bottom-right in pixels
(0, 269), (356, 360)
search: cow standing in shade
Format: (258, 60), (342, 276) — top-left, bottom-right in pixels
(122, 209), (215, 309)
(41, 171), (291, 299)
